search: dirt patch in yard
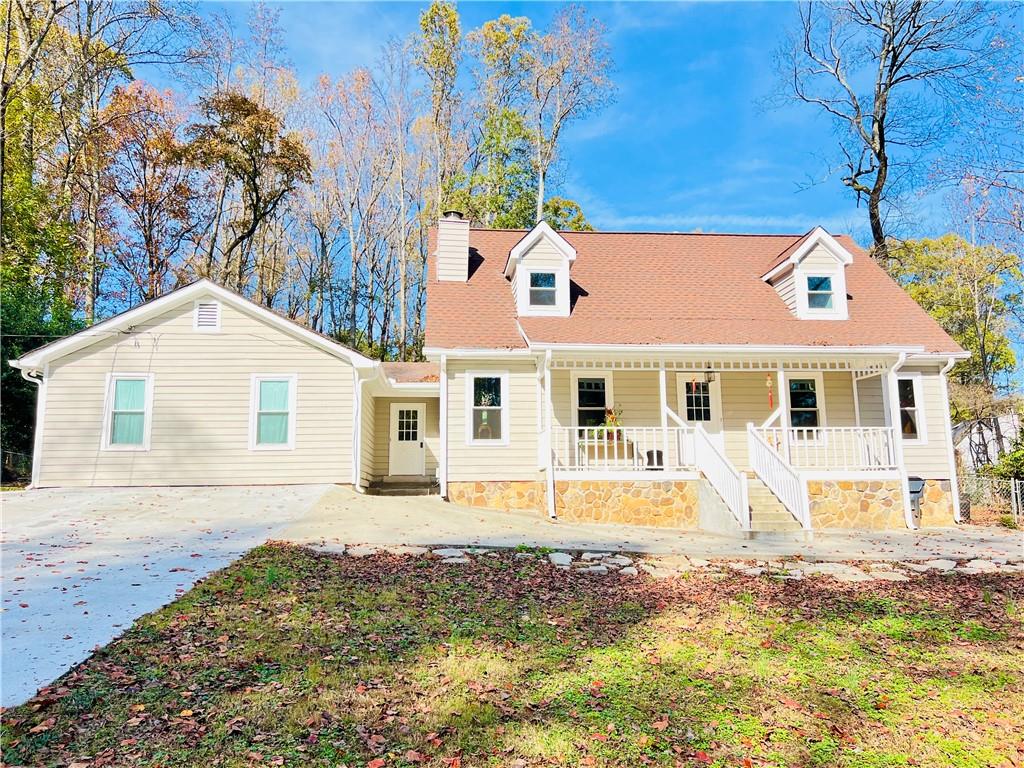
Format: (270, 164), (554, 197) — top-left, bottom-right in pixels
(2, 544), (1022, 767)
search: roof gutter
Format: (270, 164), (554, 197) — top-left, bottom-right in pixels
(524, 342), (931, 356)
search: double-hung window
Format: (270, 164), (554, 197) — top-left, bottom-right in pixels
(528, 272), (557, 306)
(788, 377), (821, 435)
(467, 371), (508, 445)
(806, 275), (834, 310)
(250, 374), (296, 450)
(103, 374), (153, 450)
(897, 375), (926, 442)
(684, 380), (712, 422)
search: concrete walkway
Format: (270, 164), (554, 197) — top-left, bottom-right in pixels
(2, 484), (1022, 708)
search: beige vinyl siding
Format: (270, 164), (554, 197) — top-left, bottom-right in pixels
(856, 376), (886, 427)
(39, 300), (357, 487)
(900, 365), (954, 479)
(800, 244), (843, 269)
(359, 390), (376, 488)
(772, 271), (797, 312)
(520, 238), (567, 268)
(435, 222), (469, 281)
(446, 359), (540, 481)
(372, 397), (440, 478)
(720, 373), (775, 469)
(550, 370), (680, 428)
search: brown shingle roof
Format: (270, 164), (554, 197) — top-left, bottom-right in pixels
(382, 361), (439, 383)
(425, 229), (963, 354)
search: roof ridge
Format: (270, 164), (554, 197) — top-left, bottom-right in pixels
(469, 228), (845, 238)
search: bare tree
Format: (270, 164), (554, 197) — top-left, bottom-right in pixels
(782, 1), (1006, 259)
(525, 5), (613, 223)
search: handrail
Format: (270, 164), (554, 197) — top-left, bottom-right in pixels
(552, 425), (694, 472)
(755, 426), (897, 471)
(692, 423), (750, 530)
(747, 424), (809, 528)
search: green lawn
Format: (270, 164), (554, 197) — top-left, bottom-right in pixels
(3, 545), (1022, 768)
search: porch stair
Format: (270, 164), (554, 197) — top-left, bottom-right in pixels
(368, 478), (440, 496)
(746, 477), (803, 533)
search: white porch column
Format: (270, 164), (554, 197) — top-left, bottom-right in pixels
(939, 356), (963, 522)
(544, 351), (556, 518)
(852, 371), (862, 427)
(776, 368), (791, 463)
(884, 354), (914, 528)
(659, 364), (668, 469)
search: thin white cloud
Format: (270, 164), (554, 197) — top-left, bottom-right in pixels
(590, 211), (864, 236)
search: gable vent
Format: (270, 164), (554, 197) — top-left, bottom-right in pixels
(193, 301), (221, 331)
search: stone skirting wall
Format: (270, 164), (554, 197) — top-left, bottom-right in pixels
(807, 480), (906, 529)
(447, 481), (546, 513)
(553, 480), (700, 528)
(918, 479), (956, 527)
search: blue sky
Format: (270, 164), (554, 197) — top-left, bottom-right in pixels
(192, 1), (941, 248)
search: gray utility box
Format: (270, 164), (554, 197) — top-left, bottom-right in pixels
(907, 477), (926, 527)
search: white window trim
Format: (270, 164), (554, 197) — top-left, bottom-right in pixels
(249, 373), (298, 451)
(101, 372), (155, 452)
(192, 299), (221, 332)
(896, 372), (928, 444)
(517, 265), (570, 317)
(674, 372), (723, 427)
(527, 270), (559, 308)
(785, 371), (828, 431)
(570, 371), (614, 428)
(465, 370), (510, 447)
(795, 266), (848, 320)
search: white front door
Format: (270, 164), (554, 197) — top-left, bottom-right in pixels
(676, 373), (725, 452)
(388, 403), (426, 476)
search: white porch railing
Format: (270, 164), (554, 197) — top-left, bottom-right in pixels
(692, 423), (750, 530)
(755, 426), (897, 471)
(552, 426), (694, 472)
(748, 425), (810, 528)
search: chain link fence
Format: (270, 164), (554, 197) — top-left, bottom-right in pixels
(1, 450), (32, 485)
(959, 472), (1022, 527)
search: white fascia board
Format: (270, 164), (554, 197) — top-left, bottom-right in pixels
(762, 227), (854, 282)
(422, 347), (535, 359)
(503, 221), (577, 278)
(906, 351), (971, 364)
(526, 342), (926, 356)
(12, 279), (379, 371)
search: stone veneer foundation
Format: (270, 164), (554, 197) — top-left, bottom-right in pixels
(807, 479), (905, 529)
(554, 480), (700, 528)
(446, 481), (546, 513)
(918, 479), (956, 527)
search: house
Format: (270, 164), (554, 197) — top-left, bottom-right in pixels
(953, 412), (1021, 471)
(10, 213), (967, 533)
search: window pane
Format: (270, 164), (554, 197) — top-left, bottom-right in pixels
(398, 409), (418, 441)
(257, 413), (289, 444)
(259, 380), (290, 411)
(113, 379), (145, 410)
(900, 408), (918, 438)
(473, 376), (501, 407)
(529, 288), (557, 306)
(898, 379), (916, 408)
(807, 292), (833, 309)
(578, 408), (607, 427)
(789, 387), (818, 410)
(577, 378), (606, 408)
(473, 408), (502, 440)
(807, 276), (832, 292)
(790, 409), (819, 428)
(530, 272), (556, 288)
(111, 412), (144, 445)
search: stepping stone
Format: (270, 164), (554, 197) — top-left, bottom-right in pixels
(441, 557), (470, 564)
(619, 567), (639, 576)
(383, 545), (429, 555)
(582, 552), (612, 560)
(803, 562), (873, 582)
(741, 567), (765, 577)
(548, 552), (573, 567)
(514, 553), (535, 559)
(962, 559), (998, 572)
(346, 545), (380, 557)
(432, 548), (465, 558)
(604, 555), (633, 567)
(869, 571), (909, 582)
(920, 559), (957, 571)
(582, 565), (609, 575)
(464, 548), (491, 555)
(688, 558), (712, 568)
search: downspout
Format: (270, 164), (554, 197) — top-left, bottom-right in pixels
(19, 366), (45, 489)
(886, 352), (914, 529)
(544, 350), (556, 519)
(939, 356), (963, 522)
(439, 354), (448, 499)
(351, 367), (364, 489)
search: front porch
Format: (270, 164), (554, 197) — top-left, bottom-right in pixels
(539, 353), (919, 532)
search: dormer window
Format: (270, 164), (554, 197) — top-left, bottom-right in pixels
(529, 272), (557, 306)
(806, 276), (834, 310)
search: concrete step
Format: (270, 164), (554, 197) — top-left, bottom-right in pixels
(368, 481), (439, 497)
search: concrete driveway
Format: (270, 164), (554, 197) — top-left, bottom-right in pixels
(3, 484), (1022, 707)
(1, 485), (330, 707)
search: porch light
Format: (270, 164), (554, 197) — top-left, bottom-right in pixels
(705, 370), (716, 383)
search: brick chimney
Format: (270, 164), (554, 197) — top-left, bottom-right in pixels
(436, 210), (470, 281)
